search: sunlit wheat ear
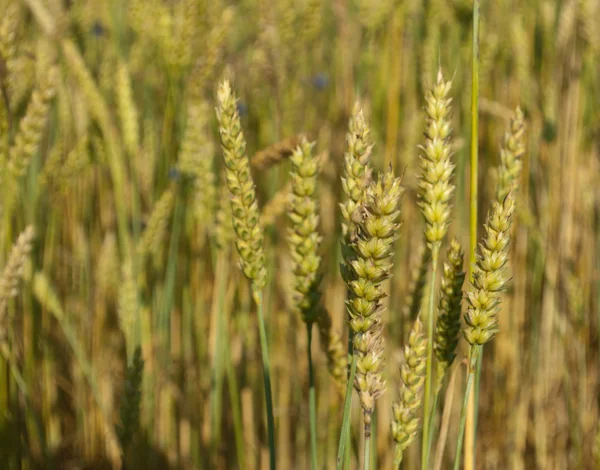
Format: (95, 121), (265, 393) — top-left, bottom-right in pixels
(8, 66), (58, 178)
(216, 80), (266, 292)
(391, 319), (427, 465)
(418, 68), (455, 252)
(347, 169), (404, 434)
(463, 194), (515, 346)
(288, 138), (323, 325)
(117, 346), (144, 452)
(340, 102), (374, 240)
(496, 106), (526, 201)
(0, 226), (35, 319)
(433, 238), (465, 391)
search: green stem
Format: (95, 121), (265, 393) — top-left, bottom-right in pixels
(336, 353), (357, 470)
(467, 2), (481, 469)
(470, 1), (480, 272)
(363, 430), (371, 470)
(210, 254), (229, 454)
(307, 323), (318, 470)
(422, 243), (440, 470)
(426, 388), (440, 459)
(473, 348), (483, 463)
(255, 291), (276, 470)
(454, 347), (480, 470)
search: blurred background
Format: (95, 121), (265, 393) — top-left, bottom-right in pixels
(0, 0), (598, 468)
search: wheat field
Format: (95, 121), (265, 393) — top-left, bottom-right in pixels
(0, 0), (598, 469)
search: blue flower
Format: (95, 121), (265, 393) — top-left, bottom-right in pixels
(236, 102), (248, 117)
(311, 73), (329, 90)
(91, 21), (105, 37)
(168, 167), (181, 180)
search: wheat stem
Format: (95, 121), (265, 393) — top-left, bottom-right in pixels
(422, 243), (439, 469)
(336, 353), (357, 469)
(454, 346), (479, 470)
(256, 292), (276, 470)
(466, 1), (481, 469)
(210, 253), (229, 453)
(307, 323), (318, 470)
(363, 433), (371, 470)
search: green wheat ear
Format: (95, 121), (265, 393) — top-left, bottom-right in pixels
(434, 238), (466, 391)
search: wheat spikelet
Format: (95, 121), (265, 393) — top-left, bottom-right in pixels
(95, 232), (119, 300)
(61, 39), (113, 135)
(189, 7), (234, 96)
(170, 0), (201, 69)
(40, 134), (89, 189)
(433, 238), (465, 391)
(214, 177), (235, 252)
(417, 68), (455, 250)
(116, 60), (139, 157)
(404, 242), (432, 321)
(391, 319), (427, 465)
(496, 107), (526, 201)
(8, 66), (58, 178)
(0, 226), (35, 319)
(463, 195), (515, 345)
(136, 189), (175, 257)
(347, 169), (404, 433)
(0, 2), (20, 117)
(287, 139), (323, 324)
(118, 260), (137, 354)
(341, 103), (373, 240)
(178, 99), (216, 231)
(250, 134), (304, 171)
(216, 80), (267, 291)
